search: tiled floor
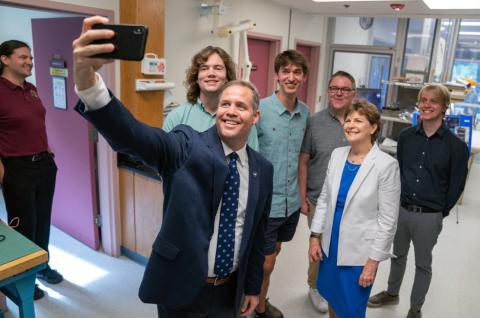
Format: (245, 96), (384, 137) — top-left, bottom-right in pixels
(2, 162), (480, 317)
(268, 162), (480, 318)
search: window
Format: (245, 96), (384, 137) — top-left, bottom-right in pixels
(432, 19), (457, 82)
(332, 51), (391, 108)
(451, 19), (480, 128)
(451, 19), (480, 84)
(401, 18), (436, 82)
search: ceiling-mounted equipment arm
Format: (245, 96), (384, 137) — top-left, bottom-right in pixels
(212, 20), (256, 81)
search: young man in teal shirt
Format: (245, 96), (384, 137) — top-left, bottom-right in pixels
(163, 46), (258, 150)
(256, 50), (310, 318)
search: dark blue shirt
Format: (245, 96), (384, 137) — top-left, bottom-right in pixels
(397, 122), (469, 217)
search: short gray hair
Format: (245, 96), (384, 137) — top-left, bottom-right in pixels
(219, 80), (260, 111)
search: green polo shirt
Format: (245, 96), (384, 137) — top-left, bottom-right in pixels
(163, 100), (259, 150)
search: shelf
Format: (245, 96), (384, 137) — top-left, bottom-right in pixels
(381, 115), (412, 124)
(135, 79), (175, 91)
(382, 80), (424, 89)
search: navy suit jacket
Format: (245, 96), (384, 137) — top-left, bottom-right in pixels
(76, 96), (273, 311)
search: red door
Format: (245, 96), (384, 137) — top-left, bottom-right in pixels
(31, 17), (100, 249)
(296, 44), (312, 106)
(248, 37), (272, 98)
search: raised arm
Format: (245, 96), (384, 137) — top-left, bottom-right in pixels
(72, 16), (190, 176)
(72, 16), (116, 91)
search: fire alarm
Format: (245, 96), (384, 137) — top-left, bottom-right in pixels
(390, 3), (405, 11)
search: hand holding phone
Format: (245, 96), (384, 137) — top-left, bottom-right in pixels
(91, 23), (148, 61)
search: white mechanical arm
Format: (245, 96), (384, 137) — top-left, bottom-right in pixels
(212, 20), (256, 81)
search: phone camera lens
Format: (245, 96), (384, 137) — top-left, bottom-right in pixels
(133, 28), (143, 35)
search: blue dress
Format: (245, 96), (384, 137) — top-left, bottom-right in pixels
(317, 160), (373, 318)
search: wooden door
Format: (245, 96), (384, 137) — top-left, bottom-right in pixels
(248, 37), (272, 98)
(296, 42), (320, 112)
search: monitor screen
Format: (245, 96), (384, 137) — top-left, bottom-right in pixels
(356, 87), (382, 109)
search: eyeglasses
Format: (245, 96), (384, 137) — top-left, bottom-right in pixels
(328, 86), (354, 94)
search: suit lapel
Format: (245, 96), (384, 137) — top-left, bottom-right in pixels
(239, 147), (260, 258)
(204, 126), (228, 218)
(330, 147), (350, 211)
(343, 144), (379, 212)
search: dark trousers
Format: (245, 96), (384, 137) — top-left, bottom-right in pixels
(1, 153), (57, 256)
(157, 275), (237, 318)
(387, 206), (443, 311)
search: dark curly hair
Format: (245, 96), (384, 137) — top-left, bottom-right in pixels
(184, 46), (236, 105)
(274, 50), (309, 75)
(0, 40), (30, 75)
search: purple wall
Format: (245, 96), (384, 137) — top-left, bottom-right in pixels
(32, 17), (100, 249)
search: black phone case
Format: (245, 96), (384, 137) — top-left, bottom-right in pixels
(91, 24), (148, 61)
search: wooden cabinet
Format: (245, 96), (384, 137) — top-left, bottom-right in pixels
(119, 169), (135, 251)
(119, 168), (163, 258)
(120, 0), (165, 128)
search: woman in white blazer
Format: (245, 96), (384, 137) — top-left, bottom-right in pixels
(309, 100), (400, 318)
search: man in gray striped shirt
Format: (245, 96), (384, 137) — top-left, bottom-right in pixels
(298, 70), (356, 313)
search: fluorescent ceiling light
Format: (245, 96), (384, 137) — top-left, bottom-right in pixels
(461, 21), (480, 26)
(422, 0), (480, 9)
(459, 32), (480, 36)
(312, 0), (390, 1)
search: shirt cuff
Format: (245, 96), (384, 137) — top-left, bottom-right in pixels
(74, 73), (111, 110)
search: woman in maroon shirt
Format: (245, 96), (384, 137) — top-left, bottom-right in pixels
(0, 40), (63, 300)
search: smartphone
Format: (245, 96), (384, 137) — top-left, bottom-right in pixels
(91, 23), (148, 61)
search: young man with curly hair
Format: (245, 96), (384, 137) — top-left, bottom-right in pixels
(163, 46), (258, 149)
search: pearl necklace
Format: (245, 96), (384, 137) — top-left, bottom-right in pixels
(346, 161), (360, 172)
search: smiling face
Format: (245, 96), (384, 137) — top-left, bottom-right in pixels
(328, 75), (356, 112)
(196, 52), (227, 97)
(418, 89), (447, 125)
(276, 63), (306, 96)
(344, 110), (378, 146)
(216, 84), (260, 150)
(0, 46), (33, 80)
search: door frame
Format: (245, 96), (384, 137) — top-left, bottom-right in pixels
(0, 0), (120, 256)
(246, 32), (282, 95)
(294, 39), (321, 112)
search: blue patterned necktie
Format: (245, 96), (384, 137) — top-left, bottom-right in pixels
(214, 152), (240, 278)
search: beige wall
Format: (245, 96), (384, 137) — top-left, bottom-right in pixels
(165, 0), (328, 110)
(32, 0), (327, 109)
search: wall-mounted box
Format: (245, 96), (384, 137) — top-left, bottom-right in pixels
(141, 53), (165, 75)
